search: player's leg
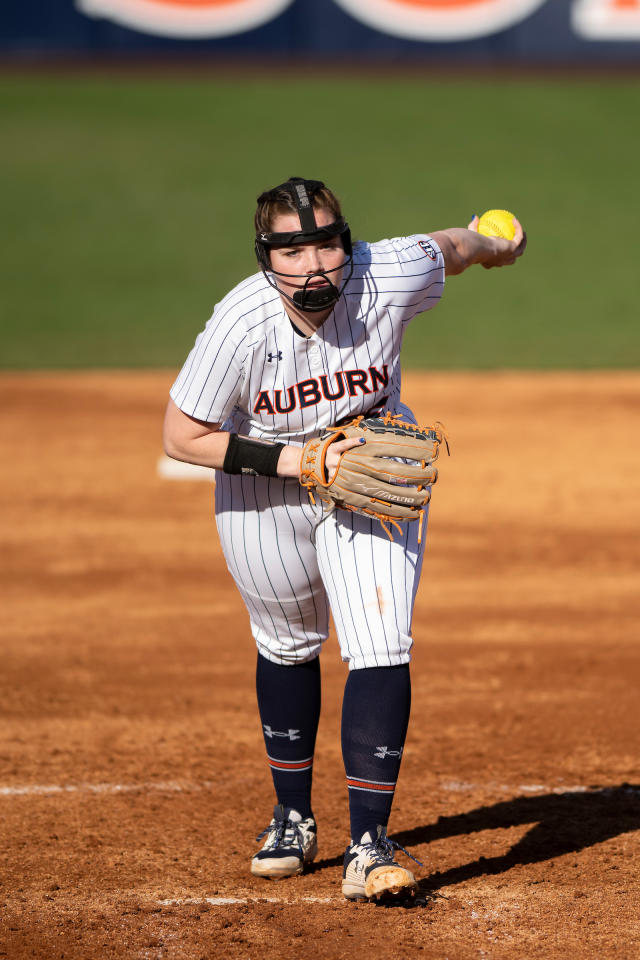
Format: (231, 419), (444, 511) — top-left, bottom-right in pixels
(341, 663), (411, 846)
(315, 508), (426, 900)
(251, 653), (320, 877)
(255, 654), (320, 819)
(215, 473), (329, 665)
(215, 472), (327, 877)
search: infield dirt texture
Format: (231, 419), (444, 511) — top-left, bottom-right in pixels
(1, 71), (639, 958)
(1, 371), (639, 959)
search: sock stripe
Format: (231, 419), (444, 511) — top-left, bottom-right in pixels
(267, 755), (314, 772)
(346, 776), (396, 793)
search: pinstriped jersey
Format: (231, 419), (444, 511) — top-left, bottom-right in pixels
(170, 235), (445, 445)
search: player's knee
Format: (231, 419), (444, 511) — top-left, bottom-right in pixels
(344, 651), (412, 671)
(253, 630), (325, 666)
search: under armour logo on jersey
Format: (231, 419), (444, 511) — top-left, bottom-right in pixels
(267, 351), (283, 362)
(374, 746), (403, 759)
(263, 725), (301, 741)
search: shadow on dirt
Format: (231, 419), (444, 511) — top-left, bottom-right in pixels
(393, 783), (640, 894)
(310, 783), (640, 901)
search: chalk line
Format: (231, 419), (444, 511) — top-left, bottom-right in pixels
(2, 780), (635, 799)
(157, 896), (333, 906)
(0, 780), (213, 797)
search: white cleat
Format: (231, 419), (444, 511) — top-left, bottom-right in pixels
(251, 804), (318, 879)
(342, 826), (419, 901)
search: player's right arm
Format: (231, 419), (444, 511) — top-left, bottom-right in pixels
(163, 399), (228, 468)
(163, 400), (358, 479)
(431, 217), (526, 275)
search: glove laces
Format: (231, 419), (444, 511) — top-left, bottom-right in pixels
(300, 411), (450, 544)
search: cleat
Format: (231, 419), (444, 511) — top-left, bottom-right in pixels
(342, 826), (421, 901)
(251, 804), (317, 879)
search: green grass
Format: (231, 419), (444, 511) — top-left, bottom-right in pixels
(1, 73), (639, 369)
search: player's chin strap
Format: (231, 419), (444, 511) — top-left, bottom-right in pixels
(259, 257), (354, 313)
(254, 176), (354, 313)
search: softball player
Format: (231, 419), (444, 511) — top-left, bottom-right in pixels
(163, 177), (526, 901)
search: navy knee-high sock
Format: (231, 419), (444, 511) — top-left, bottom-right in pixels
(341, 664), (411, 843)
(256, 653), (321, 820)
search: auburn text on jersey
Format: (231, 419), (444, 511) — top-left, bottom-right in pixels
(253, 364), (389, 415)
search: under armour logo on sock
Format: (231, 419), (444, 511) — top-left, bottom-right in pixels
(267, 351), (283, 362)
(263, 725), (300, 741)
(374, 746), (403, 759)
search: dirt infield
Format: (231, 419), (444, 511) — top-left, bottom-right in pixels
(1, 371), (639, 960)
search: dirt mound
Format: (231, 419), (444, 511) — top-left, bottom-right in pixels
(1, 371), (638, 959)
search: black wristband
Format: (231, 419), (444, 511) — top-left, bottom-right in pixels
(223, 433), (285, 477)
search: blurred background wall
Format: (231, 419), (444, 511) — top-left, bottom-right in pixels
(4, 0), (640, 64)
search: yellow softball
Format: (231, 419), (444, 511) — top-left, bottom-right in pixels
(477, 209), (517, 241)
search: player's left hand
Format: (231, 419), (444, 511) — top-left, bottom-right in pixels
(299, 413), (447, 542)
(277, 437), (364, 480)
(468, 215), (527, 268)
(323, 437), (366, 477)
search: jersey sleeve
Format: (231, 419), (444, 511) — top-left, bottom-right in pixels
(367, 234), (445, 324)
(169, 304), (247, 424)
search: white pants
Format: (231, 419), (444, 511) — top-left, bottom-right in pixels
(214, 473), (427, 671)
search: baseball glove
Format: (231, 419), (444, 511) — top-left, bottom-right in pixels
(300, 411), (448, 542)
